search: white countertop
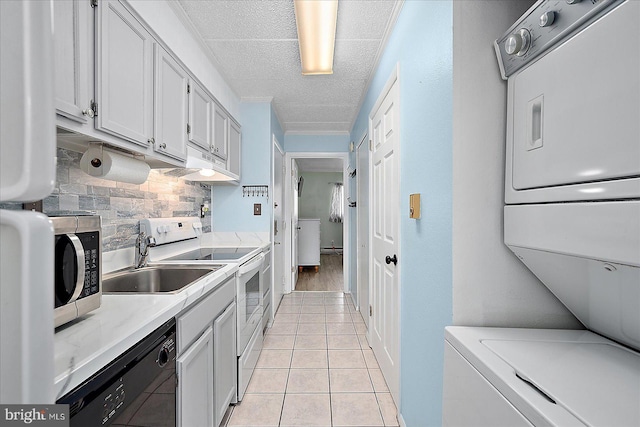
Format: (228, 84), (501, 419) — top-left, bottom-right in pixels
(53, 262), (238, 399)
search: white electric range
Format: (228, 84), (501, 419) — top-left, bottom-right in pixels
(140, 217), (266, 401)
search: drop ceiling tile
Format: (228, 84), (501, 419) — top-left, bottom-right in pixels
(285, 122), (352, 133)
(206, 40), (301, 81)
(333, 40), (380, 80)
(335, 0), (397, 40)
(278, 104), (358, 123)
(178, 0), (297, 40)
(177, 0), (402, 134)
(232, 78), (366, 105)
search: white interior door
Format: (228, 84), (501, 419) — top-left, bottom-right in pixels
(272, 138), (285, 310)
(291, 160), (300, 288)
(369, 76), (400, 404)
(357, 135), (370, 329)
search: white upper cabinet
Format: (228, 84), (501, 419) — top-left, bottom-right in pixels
(228, 119), (241, 178)
(96, 0), (153, 147)
(212, 104), (228, 161)
(188, 80), (213, 152)
(52, 0), (241, 173)
(153, 45), (188, 161)
(53, 0), (93, 123)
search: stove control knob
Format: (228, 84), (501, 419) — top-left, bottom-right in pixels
(157, 226), (164, 234)
(505, 28), (531, 56)
(539, 11), (555, 27)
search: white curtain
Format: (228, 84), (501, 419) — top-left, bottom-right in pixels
(329, 183), (344, 223)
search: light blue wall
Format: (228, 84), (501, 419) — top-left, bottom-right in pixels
(349, 1), (453, 425)
(284, 134), (350, 152)
(212, 102), (278, 231)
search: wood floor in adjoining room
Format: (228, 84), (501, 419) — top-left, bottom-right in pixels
(296, 254), (344, 292)
(226, 292), (398, 427)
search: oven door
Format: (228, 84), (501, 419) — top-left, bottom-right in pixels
(236, 254), (264, 355)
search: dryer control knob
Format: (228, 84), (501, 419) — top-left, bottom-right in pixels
(539, 11), (555, 27)
(505, 29), (531, 56)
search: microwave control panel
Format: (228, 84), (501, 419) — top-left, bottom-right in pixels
(77, 231), (100, 299)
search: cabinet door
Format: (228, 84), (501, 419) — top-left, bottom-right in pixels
(227, 119), (241, 178)
(213, 302), (237, 427)
(96, 0), (153, 147)
(177, 326), (214, 427)
(53, 0), (92, 123)
(188, 81), (212, 151)
(212, 104), (228, 161)
(153, 45), (188, 161)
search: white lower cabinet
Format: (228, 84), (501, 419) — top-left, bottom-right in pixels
(176, 277), (237, 427)
(213, 302), (237, 427)
(177, 326), (214, 427)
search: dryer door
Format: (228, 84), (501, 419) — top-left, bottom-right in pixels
(506, 0), (640, 203)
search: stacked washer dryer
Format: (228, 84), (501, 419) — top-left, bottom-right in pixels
(444, 1), (639, 426)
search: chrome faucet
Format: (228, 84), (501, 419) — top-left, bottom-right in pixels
(135, 232), (157, 268)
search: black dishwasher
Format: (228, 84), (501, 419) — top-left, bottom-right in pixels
(58, 318), (176, 427)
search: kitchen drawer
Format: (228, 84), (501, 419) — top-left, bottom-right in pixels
(178, 276), (235, 354)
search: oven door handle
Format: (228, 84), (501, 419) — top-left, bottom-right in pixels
(67, 234), (86, 302)
(238, 253), (265, 276)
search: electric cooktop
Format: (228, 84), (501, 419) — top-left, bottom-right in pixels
(165, 247), (258, 261)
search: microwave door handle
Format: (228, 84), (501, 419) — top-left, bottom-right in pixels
(238, 254), (265, 276)
(67, 234), (86, 302)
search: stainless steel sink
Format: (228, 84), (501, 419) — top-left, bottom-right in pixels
(103, 265), (223, 294)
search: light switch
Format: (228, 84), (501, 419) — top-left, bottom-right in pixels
(254, 203), (261, 215)
(409, 193), (421, 219)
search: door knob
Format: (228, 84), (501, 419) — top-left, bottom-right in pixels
(385, 254), (397, 265)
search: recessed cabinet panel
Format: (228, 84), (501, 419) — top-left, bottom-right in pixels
(213, 302), (237, 427)
(96, 0), (153, 147)
(188, 81), (212, 151)
(53, 0), (91, 123)
(154, 45), (188, 161)
(212, 104), (228, 161)
(177, 327), (214, 427)
(228, 119), (241, 178)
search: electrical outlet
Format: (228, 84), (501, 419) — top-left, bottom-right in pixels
(254, 203), (261, 215)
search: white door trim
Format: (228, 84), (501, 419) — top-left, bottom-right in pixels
(356, 131), (368, 320)
(368, 64), (401, 405)
(271, 135), (285, 318)
(284, 151), (350, 295)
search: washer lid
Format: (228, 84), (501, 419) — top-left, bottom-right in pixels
(483, 339), (640, 427)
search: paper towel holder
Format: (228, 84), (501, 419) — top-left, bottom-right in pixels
(80, 143), (150, 185)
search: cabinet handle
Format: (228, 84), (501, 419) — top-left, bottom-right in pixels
(148, 138), (155, 145)
(82, 108), (94, 118)
(159, 143), (166, 149)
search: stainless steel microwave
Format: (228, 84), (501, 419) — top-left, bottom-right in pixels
(52, 216), (102, 328)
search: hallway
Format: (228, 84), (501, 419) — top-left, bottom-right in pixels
(295, 255), (344, 292)
(226, 292), (398, 427)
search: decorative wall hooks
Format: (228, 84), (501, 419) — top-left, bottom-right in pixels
(242, 185), (269, 198)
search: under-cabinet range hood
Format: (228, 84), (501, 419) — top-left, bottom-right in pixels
(180, 146), (237, 183)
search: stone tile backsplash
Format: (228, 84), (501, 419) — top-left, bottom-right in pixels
(0, 147), (211, 252)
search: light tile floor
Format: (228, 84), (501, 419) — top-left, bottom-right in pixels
(226, 291), (399, 427)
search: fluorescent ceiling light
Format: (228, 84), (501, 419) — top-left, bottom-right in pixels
(294, 0), (338, 75)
